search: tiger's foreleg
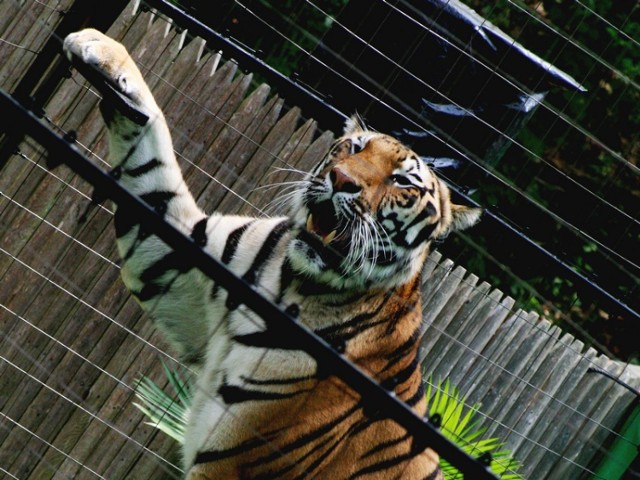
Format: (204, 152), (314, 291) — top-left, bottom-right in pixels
(63, 29), (230, 365)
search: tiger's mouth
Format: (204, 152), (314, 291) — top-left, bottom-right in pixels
(305, 200), (348, 252)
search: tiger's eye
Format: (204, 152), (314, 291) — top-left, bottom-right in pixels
(390, 174), (411, 186)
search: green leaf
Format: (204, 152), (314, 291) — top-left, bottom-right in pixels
(426, 377), (524, 479)
(133, 363), (192, 445)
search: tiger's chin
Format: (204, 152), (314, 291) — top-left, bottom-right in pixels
(287, 229), (425, 294)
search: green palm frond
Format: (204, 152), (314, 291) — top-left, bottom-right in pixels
(427, 378), (524, 479)
(133, 363), (191, 444)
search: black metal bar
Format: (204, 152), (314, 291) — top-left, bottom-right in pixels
(0, 88), (498, 480)
(587, 367), (640, 398)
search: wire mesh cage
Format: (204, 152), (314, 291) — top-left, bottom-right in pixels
(0, 1), (638, 479)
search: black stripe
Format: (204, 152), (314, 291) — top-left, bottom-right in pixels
(218, 383), (307, 404)
(412, 217), (438, 248)
(121, 226), (152, 261)
(384, 297), (419, 336)
(140, 250), (191, 283)
(210, 221), (253, 300)
(409, 180), (427, 195)
(245, 405), (360, 468)
(194, 437), (268, 465)
(283, 435), (339, 480)
(396, 192), (417, 209)
(124, 144), (137, 162)
(222, 222), (253, 264)
(348, 416), (376, 439)
(296, 273), (345, 297)
(385, 327), (421, 368)
(133, 282), (168, 302)
(360, 434), (410, 460)
(248, 432), (341, 480)
(276, 258), (296, 303)
(224, 220), (288, 311)
(222, 220), (290, 310)
(409, 173), (422, 183)
(285, 418), (367, 480)
(124, 158), (162, 177)
(425, 181), (436, 197)
(378, 208), (400, 225)
(392, 205), (437, 248)
(233, 329), (297, 350)
(121, 132), (136, 142)
(140, 190), (176, 216)
(404, 382), (425, 407)
(380, 356), (419, 391)
(242, 220), (290, 285)
(240, 374), (314, 386)
(191, 217), (208, 246)
(422, 466), (443, 480)
(315, 292), (392, 342)
(296, 277), (342, 296)
(299, 230), (344, 271)
(349, 450), (416, 479)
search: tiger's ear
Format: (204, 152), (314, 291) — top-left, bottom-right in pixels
(433, 179), (482, 239)
(343, 114), (367, 135)
(448, 203), (483, 233)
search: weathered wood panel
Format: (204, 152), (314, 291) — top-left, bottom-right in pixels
(1, 2), (638, 479)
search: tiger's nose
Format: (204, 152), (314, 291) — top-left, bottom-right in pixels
(330, 167), (361, 194)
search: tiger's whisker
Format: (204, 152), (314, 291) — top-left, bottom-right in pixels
(269, 166), (309, 176)
(253, 179), (310, 192)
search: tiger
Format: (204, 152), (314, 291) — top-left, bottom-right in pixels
(63, 28), (481, 480)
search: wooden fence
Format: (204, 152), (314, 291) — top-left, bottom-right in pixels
(0, 1), (638, 479)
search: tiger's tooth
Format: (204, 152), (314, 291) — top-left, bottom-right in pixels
(323, 230), (337, 245)
(306, 214), (314, 232)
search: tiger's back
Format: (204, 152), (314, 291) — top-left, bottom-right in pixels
(63, 28), (481, 479)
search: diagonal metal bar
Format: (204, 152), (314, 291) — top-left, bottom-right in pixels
(0, 88), (499, 480)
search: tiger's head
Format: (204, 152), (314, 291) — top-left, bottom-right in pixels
(288, 116), (482, 290)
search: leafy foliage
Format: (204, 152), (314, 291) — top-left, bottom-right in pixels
(426, 379), (523, 479)
(133, 363), (191, 444)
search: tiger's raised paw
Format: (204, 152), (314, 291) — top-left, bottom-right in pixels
(63, 28), (157, 121)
